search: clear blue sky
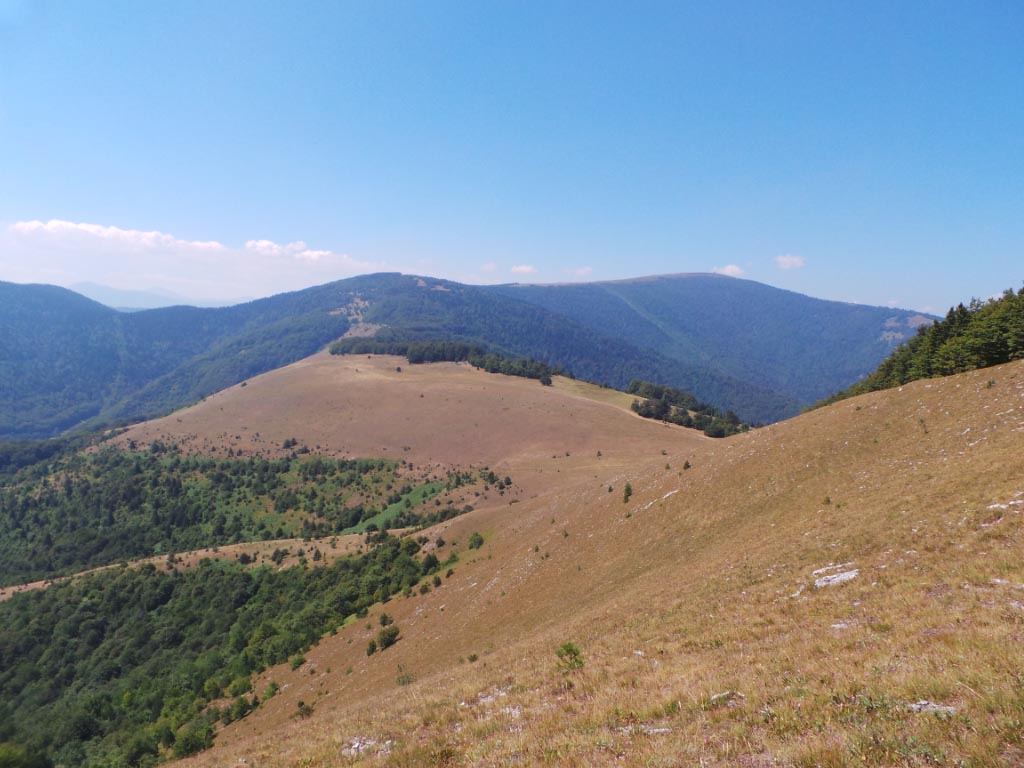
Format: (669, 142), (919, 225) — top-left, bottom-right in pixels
(1, 0), (1021, 311)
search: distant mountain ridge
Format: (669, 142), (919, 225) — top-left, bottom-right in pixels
(493, 274), (932, 405)
(0, 273), (932, 439)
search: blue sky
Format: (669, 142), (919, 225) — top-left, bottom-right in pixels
(1, 1), (1021, 311)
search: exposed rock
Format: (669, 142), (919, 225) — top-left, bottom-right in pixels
(709, 690), (745, 708)
(814, 569), (859, 589)
(906, 700), (957, 716)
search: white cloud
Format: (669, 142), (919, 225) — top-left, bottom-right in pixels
(565, 266), (593, 278)
(243, 239), (333, 262)
(479, 262), (498, 273)
(510, 264), (536, 275)
(713, 264), (744, 277)
(774, 254), (806, 270)
(243, 239), (294, 257)
(6, 219), (378, 301)
(10, 219), (226, 252)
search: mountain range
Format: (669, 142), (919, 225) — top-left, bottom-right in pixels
(0, 274), (1021, 768)
(0, 273), (931, 440)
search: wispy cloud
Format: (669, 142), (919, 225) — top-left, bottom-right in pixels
(244, 239), (331, 262)
(479, 262), (498, 273)
(510, 264), (536, 275)
(713, 264), (744, 277)
(565, 266), (593, 278)
(6, 219), (378, 301)
(10, 219), (227, 252)
(774, 254), (806, 270)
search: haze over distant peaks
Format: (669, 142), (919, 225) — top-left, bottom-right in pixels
(70, 282), (242, 310)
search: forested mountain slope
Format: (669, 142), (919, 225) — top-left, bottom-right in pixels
(492, 274), (932, 406)
(0, 282), (351, 439)
(1, 273), (931, 439)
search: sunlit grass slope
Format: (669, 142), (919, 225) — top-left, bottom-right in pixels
(142, 356), (1024, 768)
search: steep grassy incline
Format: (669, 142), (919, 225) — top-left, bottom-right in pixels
(170, 360), (1024, 768)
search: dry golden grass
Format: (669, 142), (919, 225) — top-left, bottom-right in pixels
(121, 356), (1023, 767)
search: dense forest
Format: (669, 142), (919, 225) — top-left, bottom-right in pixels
(0, 443), (485, 586)
(329, 338), (566, 383)
(493, 276), (930, 407)
(816, 287), (1024, 407)
(0, 282), (352, 440)
(0, 533), (460, 767)
(627, 380), (748, 437)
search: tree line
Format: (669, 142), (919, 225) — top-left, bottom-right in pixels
(627, 380), (748, 437)
(816, 286), (1024, 407)
(329, 339), (567, 384)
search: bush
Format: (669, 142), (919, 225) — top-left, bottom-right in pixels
(172, 720), (214, 758)
(556, 641), (585, 672)
(468, 532), (484, 549)
(227, 675), (252, 697)
(377, 624), (400, 650)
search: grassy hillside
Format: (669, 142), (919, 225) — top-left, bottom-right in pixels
(142, 357), (1022, 768)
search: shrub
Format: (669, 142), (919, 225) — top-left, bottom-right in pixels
(468, 532), (484, 549)
(227, 675), (251, 697)
(396, 664), (414, 686)
(377, 624), (400, 650)
(172, 720), (214, 758)
(556, 641), (585, 672)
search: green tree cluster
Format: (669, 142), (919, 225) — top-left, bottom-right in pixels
(817, 287), (1024, 406)
(0, 534), (444, 766)
(0, 446), (399, 585)
(329, 339), (567, 383)
(627, 380), (747, 437)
